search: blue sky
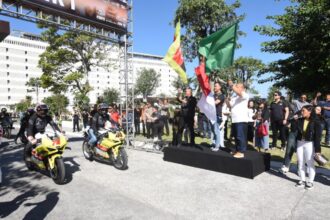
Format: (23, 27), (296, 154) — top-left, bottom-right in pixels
(0, 0), (291, 97)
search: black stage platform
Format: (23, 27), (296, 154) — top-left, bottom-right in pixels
(163, 145), (271, 179)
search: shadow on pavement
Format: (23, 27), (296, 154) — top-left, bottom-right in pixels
(0, 191), (37, 218)
(268, 158), (330, 186)
(0, 139), (60, 219)
(22, 192), (59, 220)
(67, 137), (84, 143)
(63, 157), (81, 184)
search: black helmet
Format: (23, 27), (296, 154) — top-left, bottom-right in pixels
(1, 108), (7, 113)
(98, 103), (109, 110)
(98, 103), (108, 116)
(26, 107), (35, 115)
(36, 104), (49, 117)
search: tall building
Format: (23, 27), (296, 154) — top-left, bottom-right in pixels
(0, 32), (178, 108)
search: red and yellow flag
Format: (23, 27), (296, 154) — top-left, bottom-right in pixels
(163, 21), (188, 84)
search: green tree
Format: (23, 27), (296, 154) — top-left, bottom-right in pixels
(175, 0), (244, 62)
(43, 94), (69, 116)
(102, 88), (120, 105)
(26, 77), (41, 103)
(15, 96), (33, 112)
(38, 26), (115, 104)
(255, 0), (330, 94)
(135, 68), (160, 99)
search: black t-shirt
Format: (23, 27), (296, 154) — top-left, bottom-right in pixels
(180, 96), (197, 119)
(270, 101), (288, 121)
(214, 92), (225, 116)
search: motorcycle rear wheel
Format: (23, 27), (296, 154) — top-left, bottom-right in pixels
(111, 148), (128, 170)
(50, 158), (65, 184)
(82, 141), (93, 161)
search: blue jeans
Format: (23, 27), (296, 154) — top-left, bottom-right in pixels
(325, 118), (330, 144)
(211, 116), (222, 148)
(255, 121), (269, 149)
(88, 129), (97, 146)
(233, 122), (248, 153)
(284, 130), (297, 168)
(202, 120), (211, 138)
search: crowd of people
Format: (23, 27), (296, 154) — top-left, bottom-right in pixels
(1, 82), (329, 189)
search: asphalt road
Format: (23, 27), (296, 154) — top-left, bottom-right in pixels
(1, 129), (330, 220)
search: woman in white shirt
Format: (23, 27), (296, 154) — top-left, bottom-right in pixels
(247, 100), (257, 144)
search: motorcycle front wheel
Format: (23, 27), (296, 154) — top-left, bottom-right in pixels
(82, 141), (93, 161)
(50, 157), (65, 184)
(111, 148), (128, 170)
(4, 127), (11, 139)
(23, 144), (34, 170)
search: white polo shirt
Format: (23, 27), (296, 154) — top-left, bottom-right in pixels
(230, 92), (249, 123)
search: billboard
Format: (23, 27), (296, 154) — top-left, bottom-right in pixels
(20, 0), (129, 33)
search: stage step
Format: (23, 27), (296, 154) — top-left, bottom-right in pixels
(163, 145), (271, 179)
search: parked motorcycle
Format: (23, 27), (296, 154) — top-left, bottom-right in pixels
(24, 131), (68, 184)
(82, 127), (128, 170)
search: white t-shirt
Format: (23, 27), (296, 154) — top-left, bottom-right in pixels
(230, 92), (249, 123)
(247, 108), (256, 123)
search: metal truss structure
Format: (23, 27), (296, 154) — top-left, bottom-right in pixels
(0, 0), (135, 147)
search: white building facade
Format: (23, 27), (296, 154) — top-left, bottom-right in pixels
(0, 32), (178, 108)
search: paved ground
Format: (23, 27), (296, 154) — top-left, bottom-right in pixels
(0, 127), (330, 220)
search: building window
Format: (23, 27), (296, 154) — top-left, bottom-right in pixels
(25, 51), (27, 55)
(26, 73), (29, 77)
(7, 72), (9, 76)
(6, 64), (9, 68)
(25, 59), (28, 62)
(7, 80), (10, 84)
(8, 96), (11, 100)
(8, 88), (10, 92)
(6, 48), (8, 52)
(6, 56), (9, 60)
(26, 66), (28, 70)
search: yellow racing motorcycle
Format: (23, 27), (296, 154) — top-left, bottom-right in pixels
(24, 131), (68, 184)
(82, 127), (128, 170)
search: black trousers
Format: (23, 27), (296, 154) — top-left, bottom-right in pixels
(146, 122), (153, 138)
(15, 125), (26, 141)
(153, 122), (163, 140)
(271, 120), (286, 148)
(73, 120), (80, 132)
(178, 117), (195, 145)
(134, 120), (140, 134)
(247, 122), (255, 143)
(142, 121), (146, 136)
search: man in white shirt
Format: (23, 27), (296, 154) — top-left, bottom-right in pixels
(228, 81), (249, 158)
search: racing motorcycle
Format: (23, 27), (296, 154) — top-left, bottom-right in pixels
(82, 125), (128, 170)
(24, 131), (68, 184)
